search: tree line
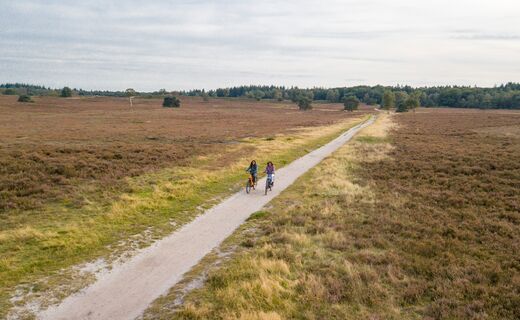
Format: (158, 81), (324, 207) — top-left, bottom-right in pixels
(2, 82), (519, 109)
(182, 83), (520, 110)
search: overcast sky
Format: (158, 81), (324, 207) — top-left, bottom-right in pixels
(1, 0), (519, 91)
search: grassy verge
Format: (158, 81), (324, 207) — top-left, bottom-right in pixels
(144, 111), (519, 319)
(1, 115), (368, 317)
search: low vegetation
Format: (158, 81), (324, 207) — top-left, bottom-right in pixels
(163, 96), (181, 108)
(0, 95), (372, 317)
(17, 95), (32, 103)
(147, 109), (520, 319)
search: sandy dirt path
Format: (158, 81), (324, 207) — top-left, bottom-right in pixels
(39, 116), (375, 320)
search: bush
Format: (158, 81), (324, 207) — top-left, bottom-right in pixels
(3, 88), (17, 95)
(61, 87), (72, 97)
(163, 96), (181, 108)
(17, 95), (33, 102)
(343, 96), (360, 111)
(297, 97), (312, 110)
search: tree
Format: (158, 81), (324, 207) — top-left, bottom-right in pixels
(404, 95), (420, 112)
(216, 88), (230, 97)
(382, 91), (395, 110)
(395, 91), (409, 111)
(326, 89), (340, 103)
(60, 87), (72, 97)
(273, 89), (283, 101)
(125, 88), (137, 97)
(247, 90), (265, 101)
(17, 94), (32, 102)
(201, 92), (209, 102)
(163, 96), (181, 108)
(297, 97), (312, 110)
(343, 96), (360, 111)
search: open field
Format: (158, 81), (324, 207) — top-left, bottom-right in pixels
(0, 95), (369, 212)
(145, 109), (520, 319)
(0, 95), (372, 317)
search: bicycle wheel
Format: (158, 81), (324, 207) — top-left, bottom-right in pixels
(265, 179), (269, 195)
(246, 180), (251, 194)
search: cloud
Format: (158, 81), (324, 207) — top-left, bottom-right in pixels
(1, 0), (520, 90)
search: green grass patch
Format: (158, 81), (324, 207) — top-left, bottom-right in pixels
(356, 135), (388, 144)
(247, 210), (270, 221)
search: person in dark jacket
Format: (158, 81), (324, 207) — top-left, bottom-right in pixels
(246, 160), (258, 184)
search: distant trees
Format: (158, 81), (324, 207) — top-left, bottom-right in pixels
(246, 90), (265, 101)
(343, 96), (360, 111)
(17, 95), (32, 102)
(382, 91), (395, 110)
(273, 89), (283, 101)
(216, 88), (230, 97)
(326, 89), (340, 103)
(60, 87), (72, 97)
(3, 88), (17, 95)
(2, 82), (520, 110)
(163, 96), (181, 108)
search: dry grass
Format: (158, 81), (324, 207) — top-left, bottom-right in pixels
(0, 95), (371, 317)
(147, 110), (520, 319)
(0, 95), (371, 212)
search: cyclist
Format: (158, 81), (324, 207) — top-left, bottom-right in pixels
(246, 160), (258, 185)
(264, 161), (275, 187)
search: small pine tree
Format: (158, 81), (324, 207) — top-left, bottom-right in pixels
(163, 96), (181, 108)
(343, 96), (360, 111)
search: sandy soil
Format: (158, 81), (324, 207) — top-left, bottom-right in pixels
(38, 116), (375, 320)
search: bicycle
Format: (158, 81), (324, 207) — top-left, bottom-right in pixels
(265, 174), (274, 195)
(245, 174), (256, 193)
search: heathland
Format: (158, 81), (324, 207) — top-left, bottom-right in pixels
(0, 95), (372, 317)
(142, 109), (520, 320)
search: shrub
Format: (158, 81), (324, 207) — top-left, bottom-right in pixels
(17, 95), (33, 102)
(343, 96), (360, 111)
(60, 87), (72, 97)
(297, 97), (312, 110)
(163, 96), (181, 108)
(3, 88), (17, 95)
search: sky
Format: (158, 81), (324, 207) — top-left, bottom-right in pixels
(1, 0), (519, 91)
